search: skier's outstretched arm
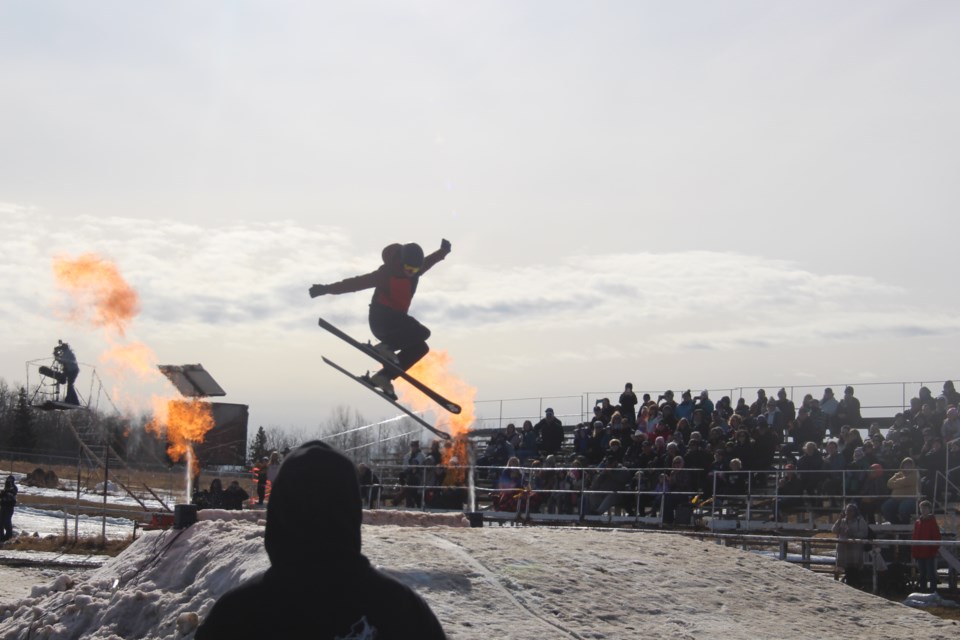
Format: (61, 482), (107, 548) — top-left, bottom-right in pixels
(309, 269), (382, 298)
(420, 238), (452, 275)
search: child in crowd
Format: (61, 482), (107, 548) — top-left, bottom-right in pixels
(912, 500), (941, 593)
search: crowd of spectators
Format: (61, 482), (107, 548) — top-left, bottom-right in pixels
(193, 478), (250, 511)
(471, 381), (960, 525)
(395, 439), (467, 510)
(190, 381), (959, 532)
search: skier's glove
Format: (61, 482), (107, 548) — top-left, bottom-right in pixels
(309, 284), (329, 298)
(440, 238), (452, 253)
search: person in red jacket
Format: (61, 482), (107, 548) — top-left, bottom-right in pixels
(310, 239), (451, 398)
(912, 499), (942, 593)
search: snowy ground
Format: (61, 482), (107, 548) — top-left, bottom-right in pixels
(0, 512), (956, 639)
(0, 566), (63, 605)
(11, 506), (138, 541)
(2, 468), (170, 542)
(2, 468), (180, 513)
(15, 483), (173, 513)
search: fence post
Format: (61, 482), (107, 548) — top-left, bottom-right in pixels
(419, 467), (427, 512)
(635, 473), (643, 523)
(946, 445), (952, 505)
(102, 447), (109, 541)
(523, 469), (532, 520)
(841, 469), (847, 507)
(774, 472), (781, 524)
(75, 453), (82, 542)
(711, 472), (718, 522)
(579, 472), (586, 521)
(659, 485), (665, 528)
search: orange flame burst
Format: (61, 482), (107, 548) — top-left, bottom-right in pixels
(53, 253), (140, 337)
(51, 252), (211, 478)
(53, 253), (164, 407)
(101, 341), (159, 378)
(146, 397), (215, 475)
(398, 350), (476, 482)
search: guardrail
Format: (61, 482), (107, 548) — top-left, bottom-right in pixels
(357, 463), (932, 529)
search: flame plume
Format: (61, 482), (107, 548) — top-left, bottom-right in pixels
(398, 350), (476, 437)
(101, 342), (159, 378)
(398, 350), (476, 483)
(53, 253), (162, 403)
(52, 253), (217, 486)
(146, 397), (215, 476)
(53, 253), (139, 337)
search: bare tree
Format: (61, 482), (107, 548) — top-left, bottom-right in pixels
(318, 406), (372, 460)
(262, 426), (303, 457)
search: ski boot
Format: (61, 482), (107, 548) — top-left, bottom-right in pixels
(365, 372), (397, 400)
(369, 341), (400, 366)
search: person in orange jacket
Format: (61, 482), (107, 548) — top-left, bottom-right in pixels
(912, 499), (942, 593)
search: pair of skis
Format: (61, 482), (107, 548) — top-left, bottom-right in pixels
(317, 317), (458, 440)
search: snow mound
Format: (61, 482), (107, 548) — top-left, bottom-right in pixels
(0, 517), (956, 639)
(195, 507), (470, 528)
(904, 592), (960, 609)
(0, 518), (266, 639)
(362, 509), (469, 527)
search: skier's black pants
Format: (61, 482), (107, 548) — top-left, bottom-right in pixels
(369, 303), (430, 379)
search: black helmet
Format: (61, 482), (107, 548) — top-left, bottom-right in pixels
(400, 243), (424, 268)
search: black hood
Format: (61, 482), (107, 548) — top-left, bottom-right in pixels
(264, 441), (362, 567)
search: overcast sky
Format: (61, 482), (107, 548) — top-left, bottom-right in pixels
(2, 1), (958, 435)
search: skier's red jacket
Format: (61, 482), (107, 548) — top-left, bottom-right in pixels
(912, 514), (941, 559)
(325, 243), (449, 314)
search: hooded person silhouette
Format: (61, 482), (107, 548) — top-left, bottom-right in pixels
(196, 441), (445, 639)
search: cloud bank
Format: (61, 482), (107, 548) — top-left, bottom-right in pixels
(3, 207), (956, 359)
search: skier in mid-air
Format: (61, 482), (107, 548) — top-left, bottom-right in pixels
(309, 239), (451, 399)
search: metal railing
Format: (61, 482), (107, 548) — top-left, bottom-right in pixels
(356, 462), (934, 531)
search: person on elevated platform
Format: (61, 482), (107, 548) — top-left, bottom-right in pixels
(52, 340), (81, 405)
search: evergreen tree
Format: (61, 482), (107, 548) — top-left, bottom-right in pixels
(0, 379), (13, 449)
(249, 426), (268, 465)
(10, 387), (36, 452)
